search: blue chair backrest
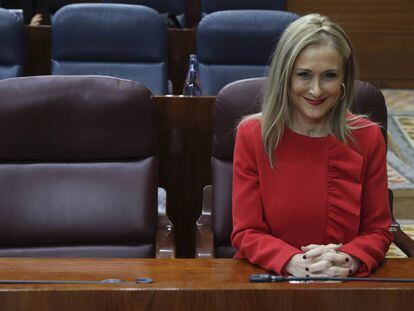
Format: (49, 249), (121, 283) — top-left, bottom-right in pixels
(196, 10), (299, 96)
(202, 0), (285, 14)
(0, 8), (24, 80)
(102, 0), (186, 27)
(102, 0), (185, 15)
(52, 4), (168, 95)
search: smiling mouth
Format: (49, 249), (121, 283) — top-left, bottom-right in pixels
(304, 97), (327, 106)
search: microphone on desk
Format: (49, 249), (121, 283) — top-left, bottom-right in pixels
(250, 274), (414, 283)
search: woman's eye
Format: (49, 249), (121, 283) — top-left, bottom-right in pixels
(297, 72), (311, 79)
(324, 72), (338, 79)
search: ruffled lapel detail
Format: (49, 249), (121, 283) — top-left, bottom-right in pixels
(326, 136), (363, 243)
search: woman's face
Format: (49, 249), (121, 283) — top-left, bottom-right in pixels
(290, 43), (344, 127)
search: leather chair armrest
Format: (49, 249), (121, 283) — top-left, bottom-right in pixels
(390, 221), (414, 257)
(155, 188), (175, 259)
(389, 189), (414, 257)
(195, 185), (214, 258)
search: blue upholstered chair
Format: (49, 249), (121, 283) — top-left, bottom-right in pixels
(102, 0), (185, 27)
(196, 10), (298, 96)
(51, 4), (168, 95)
(201, 0), (286, 15)
(0, 8), (24, 79)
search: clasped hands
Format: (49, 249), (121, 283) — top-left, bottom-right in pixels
(285, 243), (360, 277)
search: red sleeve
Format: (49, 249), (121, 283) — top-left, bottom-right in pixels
(231, 121), (301, 275)
(339, 125), (393, 276)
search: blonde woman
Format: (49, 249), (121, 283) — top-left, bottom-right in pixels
(231, 14), (392, 277)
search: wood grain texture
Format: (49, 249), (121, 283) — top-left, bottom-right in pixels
(351, 33), (414, 87)
(287, 0), (414, 33)
(167, 29), (196, 95)
(185, 0), (201, 28)
(156, 96), (214, 257)
(0, 258), (413, 311)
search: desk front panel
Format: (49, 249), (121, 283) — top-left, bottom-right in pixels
(0, 258), (413, 311)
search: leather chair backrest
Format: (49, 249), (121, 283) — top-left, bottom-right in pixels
(0, 8), (24, 79)
(102, 0), (185, 15)
(212, 77), (387, 257)
(202, 0), (285, 15)
(52, 4), (167, 94)
(0, 75), (159, 258)
(102, 0), (186, 27)
(196, 10), (299, 95)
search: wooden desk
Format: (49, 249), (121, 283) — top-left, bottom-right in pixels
(0, 258), (413, 311)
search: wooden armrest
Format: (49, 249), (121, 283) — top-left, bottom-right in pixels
(155, 188), (175, 259)
(390, 221), (414, 257)
(195, 185), (214, 258)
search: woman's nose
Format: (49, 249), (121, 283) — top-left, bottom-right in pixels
(309, 79), (323, 98)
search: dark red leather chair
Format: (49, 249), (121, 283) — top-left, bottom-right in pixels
(0, 75), (174, 258)
(196, 77), (414, 258)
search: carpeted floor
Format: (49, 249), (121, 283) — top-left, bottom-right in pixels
(382, 89), (414, 258)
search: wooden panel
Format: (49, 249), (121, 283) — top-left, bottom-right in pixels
(0, 258), (413, 311)
(287, 0), (414, 33)
(168, 29), (196, 95)
(186, 0), (201, 28)
(350, 33), (414, 88)
(24, 26), (51, 76)
(157, 96), (214, 257)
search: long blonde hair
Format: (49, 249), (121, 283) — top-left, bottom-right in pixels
(254, 14), (361, 165)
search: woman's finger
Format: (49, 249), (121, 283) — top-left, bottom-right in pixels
(308, 260), (331, 273)
(319, 252), (349, 265)
(302, 243), (342, 254)
(304, 245), (339, 259)
(301, 244), (321, 251)
(324, 266), (351, 277)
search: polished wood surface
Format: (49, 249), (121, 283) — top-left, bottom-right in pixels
(0, 258), (413, 311)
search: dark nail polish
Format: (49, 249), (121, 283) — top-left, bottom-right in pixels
(303, 255), (307, 260)
(305, 267), (309, 271)
(345, 257), (349, 263)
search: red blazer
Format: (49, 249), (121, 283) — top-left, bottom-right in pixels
(231, 117), (393, 276)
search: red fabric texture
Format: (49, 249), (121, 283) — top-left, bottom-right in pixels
(231, 118), (393, 276)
